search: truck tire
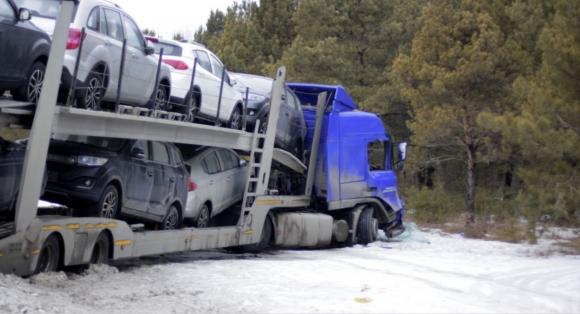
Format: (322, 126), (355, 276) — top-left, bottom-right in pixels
(90, 232), (111, 264)
(34, 234), (61, 274)
(357, 206), (378, 245)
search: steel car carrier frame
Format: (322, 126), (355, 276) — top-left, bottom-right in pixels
(0, 0), (365, 276)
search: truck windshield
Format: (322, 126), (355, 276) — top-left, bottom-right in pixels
(368, 140), (392, 171)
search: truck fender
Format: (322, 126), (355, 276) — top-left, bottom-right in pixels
(267, 211), (277, 242)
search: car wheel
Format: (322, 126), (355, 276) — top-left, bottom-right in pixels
(34, 234), (61, 274)
(228, 106), (243, 130)
(357, 206), (379, 245)
(163, 205), (181, 230)
(95, 185), (120, 219)
(196, 203), (211, 228)
(90, 232), (111, 264)
(77, 71), (105, 110)
(13, 62), (46, 104)
(153, 84), (169, 112)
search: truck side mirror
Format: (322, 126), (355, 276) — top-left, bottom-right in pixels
(395, 142), (408, 171)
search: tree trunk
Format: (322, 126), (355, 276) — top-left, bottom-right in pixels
(463, 114), (477, 227)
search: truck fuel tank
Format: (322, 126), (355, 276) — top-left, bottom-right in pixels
(275, 213), (334, 248)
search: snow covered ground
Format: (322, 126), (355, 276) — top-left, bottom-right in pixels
(1, 226), (579, 314)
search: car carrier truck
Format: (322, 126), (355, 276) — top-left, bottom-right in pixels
(0, 0), (407, 276)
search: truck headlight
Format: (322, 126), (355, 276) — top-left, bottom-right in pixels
(75, 156), (108, 166)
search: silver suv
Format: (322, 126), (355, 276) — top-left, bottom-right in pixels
(20, 0), (172, 110)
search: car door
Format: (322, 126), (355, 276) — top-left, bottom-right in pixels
(200, 150), (224, 214)
(149, 141), (174, 218)
(124, 140), (154, 211)
(216, 149), (237, 207)
(226, 150), (247, 202)
(193, 49), (220, 118)
(0, 0), (26, 85)
(101, 9), (125, 100)
(123, 141), (153, 212)
(121, 14), (156, 106)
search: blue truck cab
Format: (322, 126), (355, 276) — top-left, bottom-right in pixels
(289, 83), (406, 238)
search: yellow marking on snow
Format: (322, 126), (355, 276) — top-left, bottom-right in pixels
(114, 240), (132, 247)
(42, 225), (62, 231)
(354, 297), (373, 304)
(66, 223), (81, 230)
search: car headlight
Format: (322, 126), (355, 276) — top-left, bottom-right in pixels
(75, 156), (108, 166)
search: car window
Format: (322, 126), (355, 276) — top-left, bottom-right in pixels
(209, 54), (224, 78)
(151, 42), (182, 57)
(194, 50), (212, 73)
(103, 9), (124, 41)
(122, 16), (145, 49)
(202, 152), (221, 174)
(0, 0), (15, 19)
(86, 7), (99, 31)
(97, 7), (107, 35)
(219, 150), (238, 171)
(132, 140), (149, 160)
(151, 142), (170, 164)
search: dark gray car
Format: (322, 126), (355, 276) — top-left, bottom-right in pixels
(231, 72), (307, 160)
(0, 0), (51, 103)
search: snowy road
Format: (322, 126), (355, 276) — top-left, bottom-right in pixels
(1, 228), (579, 313)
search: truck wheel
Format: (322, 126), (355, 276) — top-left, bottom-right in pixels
(34, 234), (61, 274)
(195, 204), (211, 228)
(90, 232), (111, 264)
(357, 207), (378, 245)
(162, 205), (181, 230)
(94, 185), (120, 218)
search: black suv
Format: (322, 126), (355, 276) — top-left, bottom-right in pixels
(0, 0), (50, 103)
(43, 137), (189, 229)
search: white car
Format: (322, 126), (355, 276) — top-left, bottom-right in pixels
(182, 147), (248, 227)
(146, 37), (244, 129)
(17, 0), (172, 110)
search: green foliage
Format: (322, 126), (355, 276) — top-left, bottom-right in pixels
(404, 186), (463, 224)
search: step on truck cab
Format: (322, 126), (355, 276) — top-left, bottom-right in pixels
(290, 83), (407, 238)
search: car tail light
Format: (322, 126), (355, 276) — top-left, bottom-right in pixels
(163, 59), (189, 70)
(188, 177), (197, 192)
(66, 28), (86, 50)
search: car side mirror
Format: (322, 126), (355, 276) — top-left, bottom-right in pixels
(131, 147), (145, 159)
(144, 41), (155, 55)
(239, 159), (247, 167)
(18, 8), (31, 21)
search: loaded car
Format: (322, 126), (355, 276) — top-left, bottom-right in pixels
(230, 72), (307, 160)
(0, 138), (47, 216)
(146, 37), (245, 128)
(180, 147), (247, 227)
(0, 0), (50, 103)
(43, 136), (188, 229)
(22, 0), (173, 111)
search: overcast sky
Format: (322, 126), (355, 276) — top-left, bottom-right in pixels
(112, 0), (236, 40)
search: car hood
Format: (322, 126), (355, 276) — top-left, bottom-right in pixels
(48, 140), (119, 158)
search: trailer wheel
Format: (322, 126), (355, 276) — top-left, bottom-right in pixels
(34, 234), (61, 274)
(90, 232), (111, 264)
(357, 206), (378, 245)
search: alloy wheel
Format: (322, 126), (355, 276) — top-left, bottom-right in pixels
(101, 190), (118, 218)
(196, 205), (210, 228)
(154, 86), (167, 111)
(85, 76), (103, 110)
(27, 69), (44, 103)
(230, 108), (242, 130)
(164, 206), (179, 230)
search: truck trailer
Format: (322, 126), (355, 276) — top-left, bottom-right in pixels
(0, 0), (407, 276)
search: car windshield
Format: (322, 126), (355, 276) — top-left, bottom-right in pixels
(54, 135), (126, 152)
(232, 74), (273, 96)
(13, 0), (60, 19)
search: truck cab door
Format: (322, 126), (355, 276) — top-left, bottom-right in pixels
(367, 140), (403, 212)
